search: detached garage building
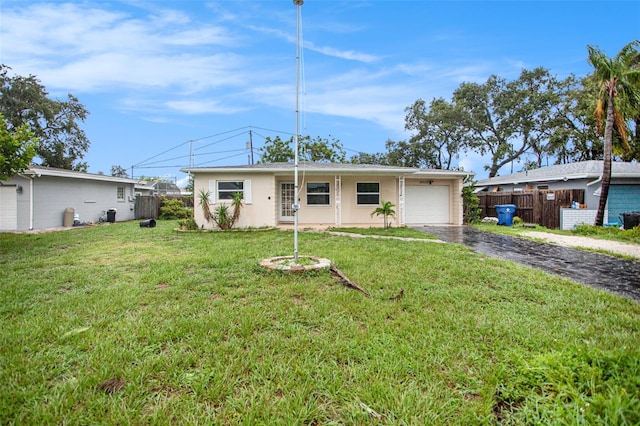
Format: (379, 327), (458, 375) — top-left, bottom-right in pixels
(0, 165), (139, 232)
(182, 162), (471, 229)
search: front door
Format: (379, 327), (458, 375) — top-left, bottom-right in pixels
(279, 182), (295, 222)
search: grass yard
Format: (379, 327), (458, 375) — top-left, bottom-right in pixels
(326, 226), (437, 239)
(1, 221), (639, 425)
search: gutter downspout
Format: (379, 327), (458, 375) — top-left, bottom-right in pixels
(399, 175), (405, 226)
(586, 176), (602, 187)
(17, 173), (36, 230)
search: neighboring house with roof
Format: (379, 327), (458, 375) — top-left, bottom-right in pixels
(474, 161), (640, 225)
(134, 180), (183, 197)
(0, 165), (140, 232)
(182, 162), (472, 229)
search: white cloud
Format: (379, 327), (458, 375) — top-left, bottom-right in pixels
(164, 99), (248, 115)
(305, 42), (381, 64)
(1, 2), (241, 93)
(0, 1), (499, 141)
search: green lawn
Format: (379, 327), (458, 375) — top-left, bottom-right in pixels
(1, 221), (639, 425)
(326, 226), (438, 239)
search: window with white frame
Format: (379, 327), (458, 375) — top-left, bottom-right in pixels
(306, 182), (330, 205)
(117, 186), (125, 201)
(217, 181), (244, 200)
(356, 182), (380, 205)
(209, 180), (252, 204)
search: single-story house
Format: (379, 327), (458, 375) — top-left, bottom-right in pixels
(181, 162), (472, 229)
(0, 165), (140, 232)
(474, 160), (640, 226)
(134, 180), (183, 197)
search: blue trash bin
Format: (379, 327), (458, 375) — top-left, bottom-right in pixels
(495, 204), (517, 226)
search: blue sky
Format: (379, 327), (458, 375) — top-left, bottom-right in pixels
(1, 1), (638, 186)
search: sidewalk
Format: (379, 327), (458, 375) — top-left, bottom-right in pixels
(521, 231), (640, 259)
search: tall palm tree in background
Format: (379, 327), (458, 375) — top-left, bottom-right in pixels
(588, 40), (640, 226)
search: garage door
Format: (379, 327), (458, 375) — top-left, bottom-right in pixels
(0, 185), (18, 231)
(608, 185), (640, 224)
(405, 185), (450, 224)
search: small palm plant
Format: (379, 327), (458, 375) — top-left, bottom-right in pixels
(198, 190), (244, 230)
(371, 200), (396, 229)
(198, 189), (214, 224)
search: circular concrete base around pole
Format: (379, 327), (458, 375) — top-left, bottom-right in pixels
(260, 256), (331, 272)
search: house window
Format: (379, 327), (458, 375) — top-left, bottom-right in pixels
(307, 182), (330, 205)
(209, 180), (252, 204)
(537, 185), (549, 190)
(356, 182), (380, 205)
(117, 187), (125, 201)
(217, 181), (244, 200)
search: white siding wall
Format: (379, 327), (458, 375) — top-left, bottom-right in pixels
(32, 176), (135, 229)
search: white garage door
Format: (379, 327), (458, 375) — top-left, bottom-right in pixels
(405, 185), (450, 224)
(0, 185), (18, 231)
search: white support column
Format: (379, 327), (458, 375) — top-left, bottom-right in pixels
(399, 176), (405, 226)
(334, 175), (342, 226)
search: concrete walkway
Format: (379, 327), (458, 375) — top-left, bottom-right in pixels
(520, 231), (640, 259)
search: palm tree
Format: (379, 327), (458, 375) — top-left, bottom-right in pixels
(371, 200), (396, 229)
(198, 189), (214, 225)
(588, 40), (640, 226)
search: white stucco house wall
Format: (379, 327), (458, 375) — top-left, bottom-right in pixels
(182, 162), (472, 229)
(0, 165), (140, 231)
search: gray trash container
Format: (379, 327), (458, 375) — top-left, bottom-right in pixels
(63, 207), (75, 227)
(106, 208), (117, 223)
(621, 212), (640, 230)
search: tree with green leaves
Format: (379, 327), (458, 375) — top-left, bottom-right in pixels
(452, 68), (562, 177)
(404, 97), (467, 169)
(548, 74), (604, 163)
(1, 114), (38, 180)
(0, 65), (90, 171)
(371, 200), (396, 229)
(110, 165), (129, 178)
(588, 40), (640, 226)
(349, 151), (390, 165)
(258, 135), (346, 163)
(501, 68), (563, 169)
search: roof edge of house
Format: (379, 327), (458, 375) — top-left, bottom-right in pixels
(23, 165), (140, 184)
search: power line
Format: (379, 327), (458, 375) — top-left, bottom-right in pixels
(194, 151), (247, 167)
(132, 125), (294, 169)
(194, 130), (249, 152)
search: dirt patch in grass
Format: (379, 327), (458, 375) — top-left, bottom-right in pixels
(98, 377), (126, 395)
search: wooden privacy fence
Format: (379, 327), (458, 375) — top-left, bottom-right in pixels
(135, 196), (161, 219)
(134, 195), (194, 219)
(477, 189), (585, 229)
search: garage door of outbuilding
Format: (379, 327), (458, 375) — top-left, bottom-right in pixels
(0, 185), (18, 231)
(405, 185), (450, 224)
(608, 185), (640, 225)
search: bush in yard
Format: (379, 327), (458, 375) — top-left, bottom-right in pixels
(512, 216), (524, 226)
(463, 186), (482, 224)
(159, 197), (191, 219)
(198, 190), (243, 230)
(178, 217), (199, 231)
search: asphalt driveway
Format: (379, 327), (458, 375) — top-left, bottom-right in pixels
(416, 226), (640, 303)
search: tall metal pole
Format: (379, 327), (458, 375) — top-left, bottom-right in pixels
(249, 130), (254, 165)
(293, 0), (303, 262)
